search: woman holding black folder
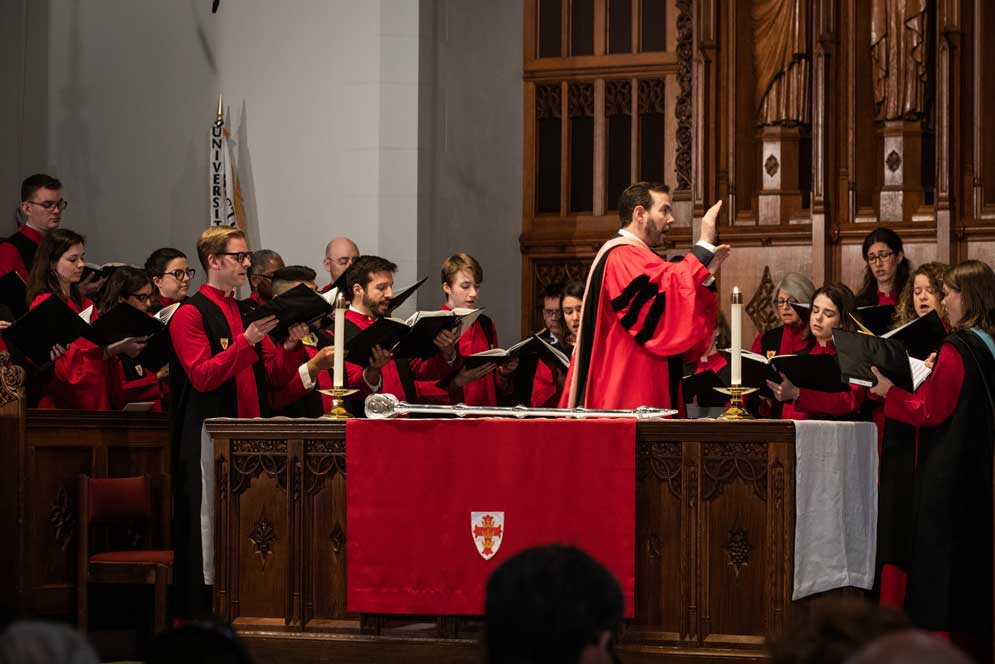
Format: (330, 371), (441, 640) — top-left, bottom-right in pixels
(869, 260), (995, 656)
(99, 266), (164, 411)
(25, 229), (145, 409)
(766, 283), (867, 420)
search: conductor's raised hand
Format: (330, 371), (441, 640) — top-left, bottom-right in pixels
(698, 200), (723, 246)
(244, 315), (278, 345)
(708, 244), (733, 276)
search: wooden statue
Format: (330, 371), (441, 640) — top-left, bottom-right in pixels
(752, 0), (811, 125)
(871, 0), (929, 121)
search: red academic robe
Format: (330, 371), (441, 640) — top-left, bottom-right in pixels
(31, 292), (113, 410)
(878, 290), (898, 306)
(343, 308), (454, 402)
(169, 284), (308, 417)
(416, 308), (504, 406)
(779, 340), (867, 420)
(750, 322), (810, 357)
(561, 239), (717, 412)
(108, 356), (164, 411)
(694, 351), (727, 375)
(0, 225), (42, 282)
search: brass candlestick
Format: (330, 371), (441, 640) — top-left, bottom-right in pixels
(318, 388), (359, 419)
(713, 386), (758, 420)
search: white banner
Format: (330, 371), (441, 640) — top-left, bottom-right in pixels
(209, 118), (238, 228)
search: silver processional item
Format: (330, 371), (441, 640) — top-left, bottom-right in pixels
(364, 393), (677, 420)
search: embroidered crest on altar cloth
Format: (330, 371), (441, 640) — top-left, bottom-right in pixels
(471, 512), (504, 560)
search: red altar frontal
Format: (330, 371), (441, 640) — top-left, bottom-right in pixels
(204, 417), (867, 664)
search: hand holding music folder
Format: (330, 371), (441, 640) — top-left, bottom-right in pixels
(88, 303), (164, 346)
(833, 328), (931, 392)
(344, 308), (484, 366)
(1, 296), (95, 366)
(721, 349), (849, 395)
(243, 284), (338, 340)
(878, 309), (947, 360)
(463, 334), (570, 369)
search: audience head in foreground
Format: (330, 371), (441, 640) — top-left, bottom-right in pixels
(767, 597), (910, 664)
(145, 621), (252, 664)
(846, 630), (973, 664)
(0, 620), (98, 664)
(484, 544), (623, 664)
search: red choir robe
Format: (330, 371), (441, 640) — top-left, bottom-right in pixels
(779, 340), (867, 421)
(881, 331), (995, 646)
(343, 308), (455, 404)
(750, 322), (810, 357)
(561, 236), (717, 413)
(31, 292), (113, 410)
(531, 342), (573, 408)
(0, 225), (42, 282)
(108, 356), (164, 411)
(416, 308), (504, 406)
(694, 350), (727, 375)
(877, 290), (898, 306)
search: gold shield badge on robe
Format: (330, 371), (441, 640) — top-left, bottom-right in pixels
(471, 512), (504, 560)
(220, 337), (229, 350)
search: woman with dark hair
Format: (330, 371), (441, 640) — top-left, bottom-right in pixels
(531, 280), (583, 407)
(99, 266), (165, 411)
(145, 247), (194, 313)
(27, 229), (145, 409)
(692, 310), (731, 375)
(856, 228), (911, 307)
(870, 260), (995, 656)
(767, 282), (867, 421)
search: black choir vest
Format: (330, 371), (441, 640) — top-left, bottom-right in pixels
(4, 228), (37, 274)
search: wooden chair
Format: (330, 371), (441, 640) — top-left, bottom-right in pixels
(77, 473), (173, 635)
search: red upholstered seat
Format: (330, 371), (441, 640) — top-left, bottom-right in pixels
(90, 550), (174, 565)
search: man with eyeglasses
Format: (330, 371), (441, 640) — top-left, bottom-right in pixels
(246, 249), (285, 308)
(168, 226), (333, 619)
(320, 236), (359, 293)
(0, 173), (66, 282)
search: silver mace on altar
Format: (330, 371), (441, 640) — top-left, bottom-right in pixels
(364, 393), (678, 420)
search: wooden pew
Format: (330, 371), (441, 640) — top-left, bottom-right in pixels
(0, 353), (171, 622)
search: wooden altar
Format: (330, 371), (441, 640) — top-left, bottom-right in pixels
(206, 417), (829, 664)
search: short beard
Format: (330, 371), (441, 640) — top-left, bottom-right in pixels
(362, 292), (388, 318)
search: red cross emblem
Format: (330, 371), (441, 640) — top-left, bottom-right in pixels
(471, 512), (505, 560)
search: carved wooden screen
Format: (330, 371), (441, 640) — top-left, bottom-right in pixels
(522, 0), (692, 335)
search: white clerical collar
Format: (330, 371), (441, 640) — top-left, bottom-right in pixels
(617, 228), (649, 248)
(349, 305), (375, 320)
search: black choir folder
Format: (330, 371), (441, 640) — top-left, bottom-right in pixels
(345, 308), (484, 366)
(855, 304), (897, 336)
(872, 309), (947, 360)
(463, 333), (570, 369)
(719, 349), (850, 395)
(136, 302), (182, 371)
(833, 329), (931, 393)
(244, 284), (338, 340)
(681, 367), (732, 407)
(0, 271), (28, 319)
(1, 296), (96, 366)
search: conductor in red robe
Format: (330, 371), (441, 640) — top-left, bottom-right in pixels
(560, 182), (730, 411)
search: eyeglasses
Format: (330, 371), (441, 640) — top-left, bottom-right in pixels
(774, 298), (798, 307)
(126, 293), (153, 304)
(217, 252), (253, 263)
(26, 199), (68, 211)
(867, 251), (895, 264)
(542, 308), (561, 317)
(161, 268), (196, 281)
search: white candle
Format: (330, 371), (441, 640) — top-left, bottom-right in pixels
(731, 286), (742, 386)
(333, 293), (346, 388)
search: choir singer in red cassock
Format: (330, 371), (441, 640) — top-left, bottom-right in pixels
(168, 226), (327, 619)
(869, 260), (995, 658)
(560, 182), (730, 412)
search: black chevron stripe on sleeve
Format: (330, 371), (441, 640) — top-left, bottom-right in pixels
(634, 292), (667, 345)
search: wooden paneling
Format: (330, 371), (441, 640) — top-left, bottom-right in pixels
(521, 0), (995, 328)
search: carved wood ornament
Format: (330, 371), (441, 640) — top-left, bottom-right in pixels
(0, 352), (25, 407)
(745, 266), (780, 334)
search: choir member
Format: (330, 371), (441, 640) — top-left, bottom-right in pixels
(692, 310), (731, 375)
(751, 272), (814, 357)
(870, 260), (995, 655)
(531, 281), (583, 407)
(168, 227), (322, 618)
(0, 174), (65, 282)
(321, 237), (359, 293)
(98, 266), (166, 410)
(246, 249), (284, 306)
(26, 229), (145, 410)
(855, 228), (910, 307)
(539, 282), (564, 344)
(342, 255), (459, 408)
(561, 182), (730, 411)
(766, 283), (867, 421)
(417, 253), (514, 406)
(268, 265), (340, 417)
(874, 261), (950, 610)
(146, 247), (194, 312)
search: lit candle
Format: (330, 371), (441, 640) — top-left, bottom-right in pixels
(333, 293), (346, 388)
(731, 286), (742, 386)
